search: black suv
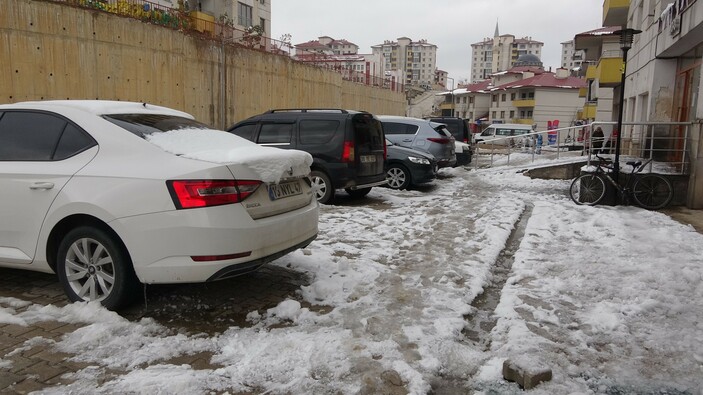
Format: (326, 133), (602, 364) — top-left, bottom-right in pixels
(428, 117), (473, 165)
(227, 109), (387, 204)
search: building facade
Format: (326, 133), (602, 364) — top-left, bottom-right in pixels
(293, 37), (384, 84)
(575, 0), (703, 207)
(561, 40), (586, 72)
(470, 24), (544, 82)
(191, 0), (271, 37)
(371, 37), (438, 88)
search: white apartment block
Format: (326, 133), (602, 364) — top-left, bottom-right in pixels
(293, 37), (384, 83)
(470, 25), (543, 82)
(371, 37), (438, 88)
(560, 40), (585, 71)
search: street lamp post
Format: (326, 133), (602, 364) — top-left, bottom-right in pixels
(612, 28), (641, 186)
(447, 77), (455, 117)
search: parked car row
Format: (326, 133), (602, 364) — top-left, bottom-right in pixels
(228, 110), (466, 201)
(0, 101), (471, 310)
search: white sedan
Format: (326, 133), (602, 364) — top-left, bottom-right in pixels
(0, 100), (319, 310)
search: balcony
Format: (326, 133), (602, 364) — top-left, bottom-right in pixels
(439, 103), (455, 111)
(583, 102), (597, 119)
(603, 0), (630, 27)
(190, 11), (215, 35)
(512, 99), (535, 108)
(512, 118), (534, 125)
(585, 65), (598, 80)
(596, 56), (624, 87)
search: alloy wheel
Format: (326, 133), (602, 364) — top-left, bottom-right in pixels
(64, 237), (116, 302)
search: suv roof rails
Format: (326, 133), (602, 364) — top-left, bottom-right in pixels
(265, 109), (350, 114)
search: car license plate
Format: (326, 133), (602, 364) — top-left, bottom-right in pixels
(268, 181), (302, 201)
(360, 155), (376, 163)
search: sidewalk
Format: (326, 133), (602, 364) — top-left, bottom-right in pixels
(662, 206), (703, 233)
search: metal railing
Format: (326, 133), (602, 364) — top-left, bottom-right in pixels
(50, 0), (404, 92)
(473, 121), (695, 175)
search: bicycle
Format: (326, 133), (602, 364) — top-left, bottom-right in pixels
(569, 153), (673, 210)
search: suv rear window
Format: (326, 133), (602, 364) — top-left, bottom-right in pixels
(104, 114), (209, 138)
(382, 122), (418, 135)
(433, 125), (452, 137)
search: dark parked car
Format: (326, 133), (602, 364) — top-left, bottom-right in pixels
(227, 109), (387, 204)
(384, 140), (437, 190)
(428, 116), (473, 165)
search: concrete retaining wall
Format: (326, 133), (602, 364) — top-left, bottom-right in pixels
(0, 0), (406, 128)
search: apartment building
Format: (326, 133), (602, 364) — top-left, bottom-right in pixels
(470, 24), (544, 82)
(439, 80), (492, 122)
(575, 0), (703, 207)
(574, 26), (621, 125)
(560, 40), (586, 72)
(371, 37), (438, 88)
(293, 37), (384, 83)
(191, 0), (271, 36)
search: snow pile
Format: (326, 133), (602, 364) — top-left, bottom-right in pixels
(2, 165), (702, 394)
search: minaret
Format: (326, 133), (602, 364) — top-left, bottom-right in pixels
(494, 20), (499, 37)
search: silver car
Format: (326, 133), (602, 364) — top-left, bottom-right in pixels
(378, 116), (456, 168)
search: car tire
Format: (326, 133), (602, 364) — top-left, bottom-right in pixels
(345, 187), (371, 198)
(310, 170), (335, 204)
(386, 164), (411, 190)
(56, 226), (140, 310)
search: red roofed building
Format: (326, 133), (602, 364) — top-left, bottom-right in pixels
(482, 55), (586, 133)
(438, 80), (493, 122)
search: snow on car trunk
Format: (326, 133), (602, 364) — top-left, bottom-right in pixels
(146, 128), (313, 184)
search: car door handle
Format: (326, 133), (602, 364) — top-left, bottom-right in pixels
(402, 139), (413, 142)
(30, 182), (55, 190)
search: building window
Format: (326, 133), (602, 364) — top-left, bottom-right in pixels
(500, 111), (505, 119)
(492, 95), (497, 102)
(510, 93), (516, 100)
(259, 17), (265, 33)
(237, 2), (253, 27)
(501, 94), (506, 102)
(509, 110), (514, 118)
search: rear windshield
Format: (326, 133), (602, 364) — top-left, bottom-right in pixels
(103, 114), (209, 138)
(352, 114), (385, 151)
(433, 124), (452, 137)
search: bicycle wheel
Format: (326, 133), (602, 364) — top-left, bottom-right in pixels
(632, 174), (673, 210)
(570, 174), (606, 205)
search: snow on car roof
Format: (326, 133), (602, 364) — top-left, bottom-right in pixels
(4, 100), (194, 119)
(146, 128), (313, 183)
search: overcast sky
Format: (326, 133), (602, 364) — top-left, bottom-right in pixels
(271, 0), (603, 84)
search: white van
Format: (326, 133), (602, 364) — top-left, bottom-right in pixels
(474, 123), (535, 146)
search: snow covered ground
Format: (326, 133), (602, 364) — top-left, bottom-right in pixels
(1, 165), (702, 394)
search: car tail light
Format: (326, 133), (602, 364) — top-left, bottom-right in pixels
(427, 137), (452, 144)
(342, 140), (355, 163)
(167, 180), (261, 209)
